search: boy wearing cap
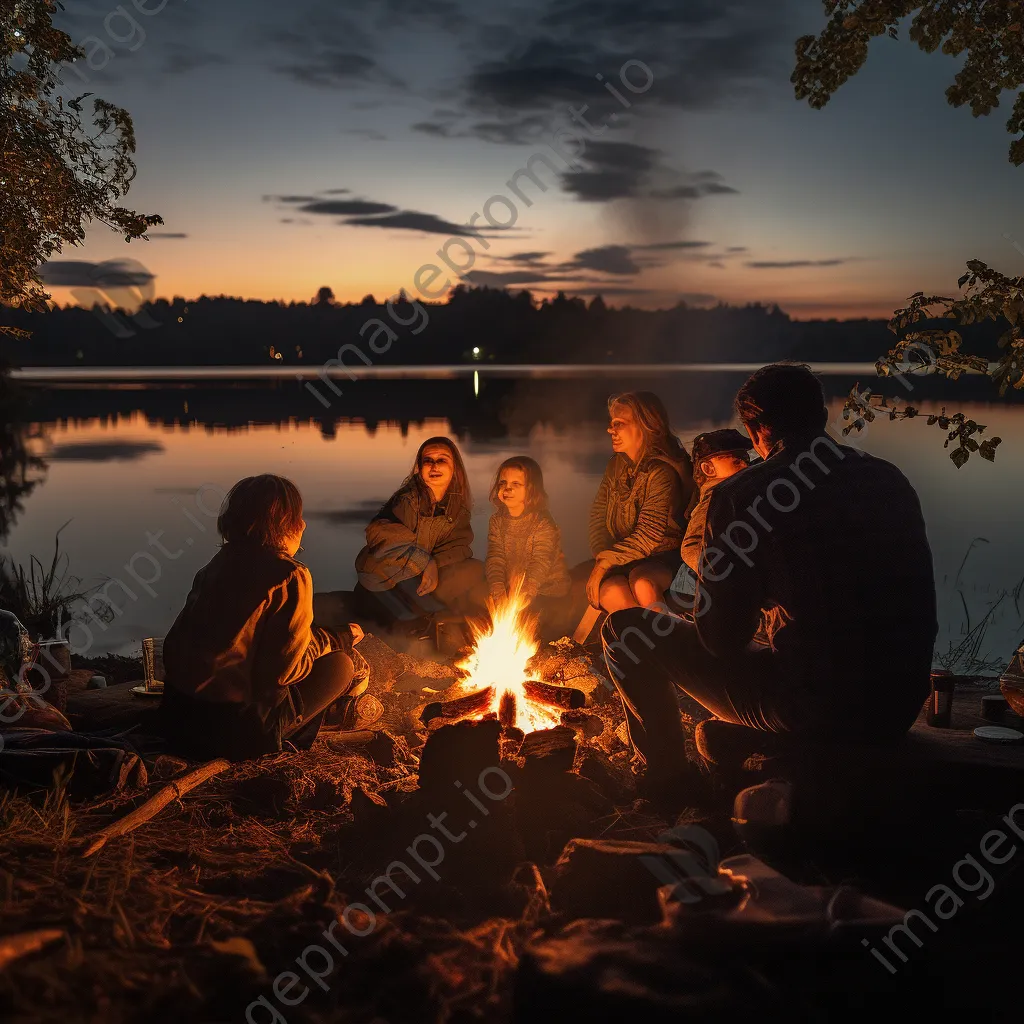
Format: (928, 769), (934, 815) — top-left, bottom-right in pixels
(681, 429), (752, 574)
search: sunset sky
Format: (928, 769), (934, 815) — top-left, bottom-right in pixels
(40, 0), (1024, 319)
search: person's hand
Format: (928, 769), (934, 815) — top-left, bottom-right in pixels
(348, 622), (365, 646)
(586, 561), (609, 609)
(417, 558), (439, 596)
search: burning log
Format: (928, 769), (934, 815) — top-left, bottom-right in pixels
(499, 690), (517, 728)
(523, 680), (586, 711)
(420, 686), (494, 726)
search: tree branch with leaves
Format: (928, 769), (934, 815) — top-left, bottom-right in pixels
(1, 0), (162, 333)
(797, 3), (1024, 465)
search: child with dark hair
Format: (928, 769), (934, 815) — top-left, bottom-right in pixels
(485, 457), (570, 634)
(354, 436), (485, 629)
(161, 475), (364, 760)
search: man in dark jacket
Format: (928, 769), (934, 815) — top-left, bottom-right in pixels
(603, 363), (938, 793)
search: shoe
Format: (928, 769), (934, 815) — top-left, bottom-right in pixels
(326, 693), (385, 731)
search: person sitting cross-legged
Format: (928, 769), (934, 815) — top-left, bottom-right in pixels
(602, 363), (938, 801)
(160, 475), (365, 762)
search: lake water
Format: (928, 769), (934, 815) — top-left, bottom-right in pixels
(3, 367), (1023, 671)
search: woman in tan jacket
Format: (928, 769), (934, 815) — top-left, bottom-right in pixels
(585, 392), (695, 612)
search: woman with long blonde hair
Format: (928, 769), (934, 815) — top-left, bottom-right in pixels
(583, 391), (695, 613)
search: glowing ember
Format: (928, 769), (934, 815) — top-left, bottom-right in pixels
(455, 580), (562, 733)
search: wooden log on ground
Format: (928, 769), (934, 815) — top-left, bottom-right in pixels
(518, 726), (578, 776)
(417, 718), (502, 794)
(81, 758), (230, 858)
(524, 680), (586, 710)
(0, 929), (64, 972)
(420, 686), (494, 725)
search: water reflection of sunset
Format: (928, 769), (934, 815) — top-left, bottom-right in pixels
(7, 388), (1024, 666)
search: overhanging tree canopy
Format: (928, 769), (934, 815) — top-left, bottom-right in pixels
(795, 2), (1024, 465)
(1, 0), (161, 321)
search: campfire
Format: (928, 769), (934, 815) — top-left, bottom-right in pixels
(434, 582), (582, 734)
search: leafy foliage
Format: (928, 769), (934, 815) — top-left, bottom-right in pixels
(848, 259), (1024, 464)
(1, 0), (162, 318)
(840, 382), (1004, 468)
(794, 2), (1024, 165)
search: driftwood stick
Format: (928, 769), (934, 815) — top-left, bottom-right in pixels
(523, 680), (586, 710)
(0, 929), (65, 971)
(81, 759), (230, 859)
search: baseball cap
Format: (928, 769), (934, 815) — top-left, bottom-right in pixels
(691, 429), (752, 465)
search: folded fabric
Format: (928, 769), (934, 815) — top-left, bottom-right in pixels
(0, 728), (148, 797)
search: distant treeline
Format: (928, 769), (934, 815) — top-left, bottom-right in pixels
(0, 285), (1009, 368)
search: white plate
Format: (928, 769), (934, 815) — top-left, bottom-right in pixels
(973, 726), (1023, 744)
(130, 684), (164, 698)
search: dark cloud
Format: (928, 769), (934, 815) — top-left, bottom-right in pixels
(539, 0), (726, 32)
(560, 141), (660, 202)
(413, 113), (553, 145)
(412, 121), (452, 137)
(746, 258), (854, 269)
(653, 186), (701, 200)
(344, 211), (489, 237)
(465, 270), (561, 287)
(323, 189), (352, 195)
(445, 0), (797, 127)
(148, 233), (188, 239)
(651, 177), (741, 200)
(568, 245), (641, 276)
(277, 51), (384, 88)
(635, 240), (713, 250)
(495, 251), (553, 266)
(701, 181), (741, 195)
(465, 41), (598, 112)
(265, 189), (504, 238)
(299, 200), (398, 216)
(39, 260), (154, 288)
(557, 143), (738, 205)
(727, 246), (748, 253)
(49, 441), (165, 463)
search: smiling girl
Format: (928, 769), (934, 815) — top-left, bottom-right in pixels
(354, 436), (485, 629)
(485, 456), (571, 635)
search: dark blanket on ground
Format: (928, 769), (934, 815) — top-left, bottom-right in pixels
(0, 729), (148, 797)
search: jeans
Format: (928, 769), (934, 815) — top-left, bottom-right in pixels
(602, 607), (928, 784)
(354, 557), (487, 626)
(161, 650), (356, 760)
(601, 608), (801, 783)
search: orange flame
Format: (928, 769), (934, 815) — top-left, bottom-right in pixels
(455, 578), (562, 733)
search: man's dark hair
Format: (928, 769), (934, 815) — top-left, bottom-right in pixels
(734, 363), (828, 442)
(217, 474), (304, 550)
